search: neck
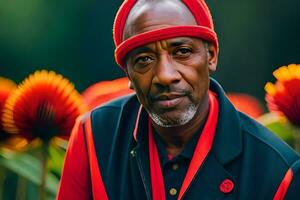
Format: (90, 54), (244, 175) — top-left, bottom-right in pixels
(152, 95), (210, 156)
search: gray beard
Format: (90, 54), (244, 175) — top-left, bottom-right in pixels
(148, 103), (199, 127)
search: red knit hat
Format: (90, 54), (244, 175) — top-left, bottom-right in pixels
(113, 0), (218, 70)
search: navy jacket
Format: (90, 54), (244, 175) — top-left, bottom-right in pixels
(57, 79), (300, 200)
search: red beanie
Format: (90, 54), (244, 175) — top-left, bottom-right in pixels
(113, 0), (218, 70)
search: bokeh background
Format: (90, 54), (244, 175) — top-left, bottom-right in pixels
(1, 0), (299, 103)
(1, 1), (300, 199)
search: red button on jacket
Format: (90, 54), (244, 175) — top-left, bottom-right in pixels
(220, 179), (234, 193)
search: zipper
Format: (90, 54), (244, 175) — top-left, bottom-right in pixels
(135, 150), (152, 200)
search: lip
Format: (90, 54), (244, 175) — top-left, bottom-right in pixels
(151, 93), (186, 108)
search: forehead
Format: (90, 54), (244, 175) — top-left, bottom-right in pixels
(123, 0), (197, 40)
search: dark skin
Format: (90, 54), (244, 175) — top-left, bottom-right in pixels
(124, 0), (218, 156)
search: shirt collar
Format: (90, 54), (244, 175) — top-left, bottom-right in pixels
(152, 121), (205, 166)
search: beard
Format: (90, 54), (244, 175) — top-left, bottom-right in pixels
(148, 102), (199, 127)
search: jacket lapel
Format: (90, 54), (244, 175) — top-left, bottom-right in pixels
(183, 153), (237, 199)
(183, 79), (243, 199)
(210, 79), (243, 165)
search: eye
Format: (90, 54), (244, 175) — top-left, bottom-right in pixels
(131, 55), (154, 72)
(174, 47), (192, 58)
(135, 56), (153, 64)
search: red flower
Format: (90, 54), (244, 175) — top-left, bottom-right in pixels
(265, 64), (300, 126)
(2, 70), (87, 142)
(227, 93), (265, 118)
(0, 77), (17, 140)
(82, 77), (134, 110)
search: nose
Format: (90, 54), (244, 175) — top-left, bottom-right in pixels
(152, 54), (181, 86)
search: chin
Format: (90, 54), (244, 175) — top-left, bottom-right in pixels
(149, 103), (198, 128)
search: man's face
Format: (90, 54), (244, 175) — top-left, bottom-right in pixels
(124, 0), (217, 127)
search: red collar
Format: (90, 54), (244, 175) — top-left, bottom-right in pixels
(148, 92), (219, 200)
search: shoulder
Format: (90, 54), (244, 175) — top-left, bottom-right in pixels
(79, 94), (140, 146)
(85, 94), (140, 123)
(79, 94), (141, 171)
(91, 93), (138, 113)
(284, 159), (300, 199)
(238, 112), (299, 167)
(236, 112), (300, 198)
(79, 94), (139, 128)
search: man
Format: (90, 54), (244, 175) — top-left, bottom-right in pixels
(57, 0), (300, 199)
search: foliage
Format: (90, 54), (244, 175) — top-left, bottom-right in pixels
(0, 143), (66, 199)
(257, 113), (294, 147)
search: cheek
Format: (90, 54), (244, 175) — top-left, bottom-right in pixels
(179, 58), (210, 99)
(194, 65), (210, 92)
(128, 72), (152, 104)
(190, 71), (209, 99)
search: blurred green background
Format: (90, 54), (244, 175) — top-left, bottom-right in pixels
(1, 1), (300, 199)
(1, 0), (300, 101)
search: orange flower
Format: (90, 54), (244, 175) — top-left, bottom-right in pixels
(265, 64), (300, 126)
(82, 77), (134, 110)
(227, 93), (265, 119)
(2, 70), (87, 142)
(0, 77), (17, 140)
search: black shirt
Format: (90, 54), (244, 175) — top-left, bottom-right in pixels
(153, 129), (201, 200)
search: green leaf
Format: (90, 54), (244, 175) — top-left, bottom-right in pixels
(48, 144), (65, 176)
(257, 113), (294, 147)
(0, 149), (59, 195)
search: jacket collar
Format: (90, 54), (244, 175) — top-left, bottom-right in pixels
(210, 78), (243, 165)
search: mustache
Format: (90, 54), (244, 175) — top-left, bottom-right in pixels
(149, 87), (191, 100)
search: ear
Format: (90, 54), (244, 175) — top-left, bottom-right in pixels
(125, 70), (135, 89)
(128, 81), (134, 89)
(206, 43), (218, 73)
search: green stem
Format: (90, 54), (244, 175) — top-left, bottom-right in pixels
(16, 176), (26, 200)
(39, 142), (49, 200)
(0, 167), (6, 200)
